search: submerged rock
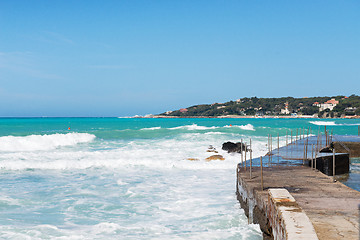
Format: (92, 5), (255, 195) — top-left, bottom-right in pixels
(207, 149), (218, 153)
(187, 158), (200, 161)
(207, 145), (218, 153)
(205, 155), (225, 161)
(222, 141), (247, 153)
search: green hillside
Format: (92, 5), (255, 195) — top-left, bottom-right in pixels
(159, 95), (360, 118)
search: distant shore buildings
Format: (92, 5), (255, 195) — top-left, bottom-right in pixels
(313, 98), (339, 111)
(158, 95), (360, 118)
(280, 102), (290, 115)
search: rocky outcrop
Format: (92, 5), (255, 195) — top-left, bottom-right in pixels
(222, 141), (247, 153)
(205, 155), (225, 161)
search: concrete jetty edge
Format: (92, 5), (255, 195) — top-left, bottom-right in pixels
(236, 166), (360, 240)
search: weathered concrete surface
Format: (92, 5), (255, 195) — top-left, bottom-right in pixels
(237, 166), (360, 240)
(268, 189), (318, 240)
(334, 141), (360, 158)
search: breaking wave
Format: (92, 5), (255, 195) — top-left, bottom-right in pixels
(140, 127), (162, 130)
(0, 133), (96, 152)
(237, 124), (255, 131)
(309, 121), (336, 126)
(169, 124), (218, 130)
(310, 121), (360, 126)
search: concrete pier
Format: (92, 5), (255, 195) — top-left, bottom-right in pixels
(236, 166), (360, 239)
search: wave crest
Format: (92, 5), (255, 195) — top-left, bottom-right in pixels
(237, 124), (255, 131)
(309, 121), (336, 126)
(0, 133), (96, 152)
(140, 127), (161, 130)
(169, 124), (218, 130)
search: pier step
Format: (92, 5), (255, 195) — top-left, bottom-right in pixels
(268, 189), (318, 240)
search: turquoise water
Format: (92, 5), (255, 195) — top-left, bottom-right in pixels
(0, 117), (359, 239)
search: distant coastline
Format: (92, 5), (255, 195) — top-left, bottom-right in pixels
(141, 115), (360, 119)
(154, 95), (360, 119)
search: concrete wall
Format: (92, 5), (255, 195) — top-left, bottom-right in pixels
(334, 142), (360, 158)
(236, 169), (319, 240)
(267, 189), (318, 240)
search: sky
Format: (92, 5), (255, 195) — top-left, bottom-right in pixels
(0, 0), (359, 117)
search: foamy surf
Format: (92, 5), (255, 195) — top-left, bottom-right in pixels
(169, 124), (218, 130)
(309, 121), (360, 126)
(237, 124), (255, 131)
(0, 133), (96, 152)
(3, 117), (311, 240)
(140, 126), (162, 130)
(309, 121), (336, 126)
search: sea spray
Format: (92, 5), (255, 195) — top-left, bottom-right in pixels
(0, 133), (95, 152)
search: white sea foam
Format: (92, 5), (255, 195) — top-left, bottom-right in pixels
(140, 126), (161, 130)
(237, 124), (255, 131)
(0, 133), (95, 152)
(309, 121), (336, 126)
(204, 132), (224, 135)
(223, 124), (255, 131)
(310, 121), (360, 126)
(0, 133), (269, 171)
(0, 125), (267, 239)
(116, 179), (127, 185)
(169, 124), (218, 130)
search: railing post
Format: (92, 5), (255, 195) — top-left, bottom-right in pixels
(260, 156), (264, 191)
(333, 148), (336, 182)
(316, 133), (320, 152)
(250, 138), (252, 179)
(244, 142), (247, 171)
(307, 126), (309, 139)
(268, 134), (270, 164)
(325, 125), (327, 146)
(241, 139), (243, 168)
(303, 138), (306, 165)
(270, 134), (273, 164)
(305, 138), (308, 162)
(278, 132), (280, 164)
(296, 128), (298, 141)
(311, 144), (314, 169)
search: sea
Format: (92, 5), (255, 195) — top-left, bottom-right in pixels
(0, 117), (359, 239)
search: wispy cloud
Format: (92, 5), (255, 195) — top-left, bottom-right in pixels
(0, 51), (63, 80)
(22, 31), (75, 45)
(43, 31), (74, 45)
(88, 65), (134, 69)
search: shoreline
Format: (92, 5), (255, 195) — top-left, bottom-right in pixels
(142, 115), (360, 119)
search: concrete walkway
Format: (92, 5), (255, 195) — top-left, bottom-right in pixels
(237, 166), (360, 239)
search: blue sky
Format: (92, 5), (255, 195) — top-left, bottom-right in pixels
(0, 1), (359, 117)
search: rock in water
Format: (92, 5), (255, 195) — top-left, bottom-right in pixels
(222, 141), (247, 153)
(207, 149), (218, 153)
(187, 158), (200, 161)
(205, 155), (225, 161)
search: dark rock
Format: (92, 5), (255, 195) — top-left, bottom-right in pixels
(222, 141), (247, 153)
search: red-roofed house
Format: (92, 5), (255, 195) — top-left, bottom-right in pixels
(314, 99), (339, 111)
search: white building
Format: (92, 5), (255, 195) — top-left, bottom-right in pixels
(280, 102), (290, 114)
(313, 99), (339, 111)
